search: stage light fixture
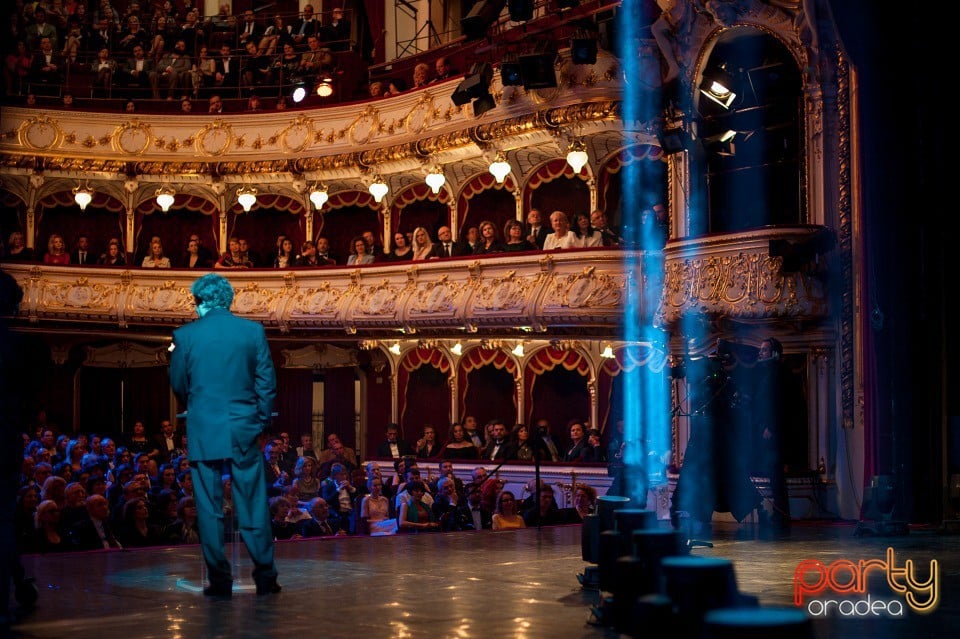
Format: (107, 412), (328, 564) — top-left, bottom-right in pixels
(659, 125), (687, 155)
(508, 0), (533, 21)
(473, 92), (496, 117)
(315, 74), (334, 97)
(236, 186), (258, 212)
(519, 47), (557, 89)
(489, 151), (512, 183)
(73, 184), (93, 210)
(155, 186), (176, 212)
(500, 54), (523, 86)
(462, 0), (508, 40)
(700, 65), (737, 109)
(291, 81), (308, 103)
(309, 184), (329, 209)
(368, 175), (389, 203)
(451, 62), (493, 108)
(571, 30), (598, 65)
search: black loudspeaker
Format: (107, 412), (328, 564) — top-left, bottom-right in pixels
(508, 0), (533, 21)
(659, 126), (686, 155)
(462, 0), (508, 40)
(500, 56), (523, 86)
(519, 50), (557, 89)
(571, 37), (597, 64)
(451, 63), (492, 106)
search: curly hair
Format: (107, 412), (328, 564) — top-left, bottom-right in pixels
(190, 273), (234, 309)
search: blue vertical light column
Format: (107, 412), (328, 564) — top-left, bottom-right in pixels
(617, 0), (671, 510)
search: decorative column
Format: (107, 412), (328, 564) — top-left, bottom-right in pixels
(810, 347), (831, 476)
(382, 202), (392, 253)
(448, 371), (458, 426)
(211, 180), (228, 255)
(305, 207), (315, 245)
(123, 178), (139, 255)
(514, 375), (524, 426)
(389, 370), (399, 424)
(26, 172), (43, 249)
(587, 175), (598, 213)
(513, 187), (523, 223)
(805, 84), (826, 225)
(587, 375), (598, 433)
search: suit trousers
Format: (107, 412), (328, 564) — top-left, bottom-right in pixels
(191, 444), (276, 586)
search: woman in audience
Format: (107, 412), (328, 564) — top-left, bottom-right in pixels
(292, 455), (320, 502)
(384, 231), (413, 261)
(346, 235), (375, 265)
(182, 237), (210, 268)
(40, 475), (67, 509)
(472, 220), (506, 255)
(572, 212), (603, 247)
(543, 211), (577, 250)
(152, 462), (182, 499)
(562, 420), (591, 462)
(125, 420), (158, 459)
(5, 231), (34, 261)
(16, 486), (40, 549)
(193, 44), (216, 95)
(268, 495), (302, 540)
(273, 237), (296, 268)
(27, 499), (68, 553)
(360, 475), (397, 536)
(412, 62), (431, 89)
(43, 234), (70, 265)
(164, 496), (200, 545)
(438, 423), (479, 460)
(119, 497), (164, 547)
(258, 13), (294, 56)
(141, 240), (171, 268)
(277, 41), (301, 92)
(98, 240), (127, 265)
(411, 227), (433, 261)
(502, 219), (536, 252)
(572, 483), (598, 521)
(215, 237), (252, 269)
(504, 423), (534, 461)
(398, 480), (439, 533)
(492, 490), (525, 530)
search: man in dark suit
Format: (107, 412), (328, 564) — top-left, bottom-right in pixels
(321, 6), (351, 52)
(590, 209), (622, 247)
(481, 421), (510, 461)
(72, 235), (94, 266)
(118, 44), (154, 93)
(169, 273), (280, 597)
(459, 482), (493, 530)
(375, 423), (415, 459)
(526, 209), (550, 249)
(236, 9), (264, 51)
(68, 494), (122, 551)
(427, 226), (468, 259)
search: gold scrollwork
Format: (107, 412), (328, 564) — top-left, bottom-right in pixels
(348, 106), (380, 145)
(113, 119), (153, 155)
(403, 93), (435, 134)
(195, 120), (234, 156)
(19, 115), (63, 150)
(280, 115), (314, 153)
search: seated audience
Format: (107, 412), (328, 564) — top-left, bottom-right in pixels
(543, 211), (577, 250)
(503, 219), (537, 252)
(411, 227), (433, 261)
(5, 231), (35, 261)
(384, 231), (413, 261)
(299, 497), (342, 537)
(398, 480), (438, 533)
(43, 234), (70, 265)
(346, 235), (375, 265)
(492, 490), (525, 530)
(359, 475), (397, 536)
(141, 240), (171, 268)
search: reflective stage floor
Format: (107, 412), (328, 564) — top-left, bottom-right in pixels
(9, 520), (959, 639)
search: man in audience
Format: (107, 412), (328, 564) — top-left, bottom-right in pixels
(318, 433), (357, 468)
(237, 9), (264, 51)
(296, 433), (315, 460)
(460, 481), (493, 530)
(590, 209), (621, 247)
(69, 494), (122, 550)
(152, 38), (192, 99)
(533, 418), (561, 461)
(118, 44), (153, 93)
(30, 38), (64, 92)
(322, 6), (351, 52)
(362, 230), (383, 259)
(214, 43), (241, 93)
(428, 226), (468, 259)
(429, 56), (456, 83)
(319, 463), (357, 533)
(526, 209), (549, 249)
(315, 237), (337, 265)
(293, 4), (322, 50)
(462, 415), (484, 448)
(152, 419), (178, 463)
(26, 8), (59, 52)
(72, 235), (94, 266)
(375, 423), (414, 459)
(481, 421), (509, 461)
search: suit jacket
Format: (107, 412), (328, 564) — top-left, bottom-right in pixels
(481, 439), (509, 461)
(457, 502), (493, 530)
(123, 55), (155, 81)
(69, 514), (122, 551)
(376, 439), (415, 458)
(169, 307), (277, 461)
(72, 249), (95, 265)
(214, 56), (241, 88)
(528, 225), (550, 249)
(237, 21), (265, 48)
(427, 241), (468, 259)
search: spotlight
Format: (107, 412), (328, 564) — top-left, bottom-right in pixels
(500, 54), (523, 86)
(489, 151), (511, 183)
(368, 175), (389, 203)
(699, 65), (737, 109)
(658, 125), (687, 155)
(309, 184), (329, 209)
(155, 186), (176, 212)
(315, 74), (334, 98)
(519, 47), (557, 89)
(571, 30), (597, 65)
(236, 186), (258, 212)
(462, 0), (508, 40)
(73, 184), (93, 210)
(451, 62), (493, 107)
(508, 0), (533, 21)
(291, 81), (308, 103)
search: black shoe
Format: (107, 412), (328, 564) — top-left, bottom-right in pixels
(203, 582), (233, 598)
(255, 579), (282, 595)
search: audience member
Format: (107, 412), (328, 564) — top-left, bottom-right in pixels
(543, 211), (577, 250)
(43, 234), (70, 265)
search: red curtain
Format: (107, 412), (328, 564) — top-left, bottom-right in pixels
(274, 367), (313, 441)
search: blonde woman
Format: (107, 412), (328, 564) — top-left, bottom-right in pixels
(43, 234), (70, 265)
(141, 240), (171, 268)
(411, 226), (433, 261)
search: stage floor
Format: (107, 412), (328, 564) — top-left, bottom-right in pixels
(9, 520), (959, 639)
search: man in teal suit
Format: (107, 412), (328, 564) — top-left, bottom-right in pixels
(169, 273), (280, 597)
